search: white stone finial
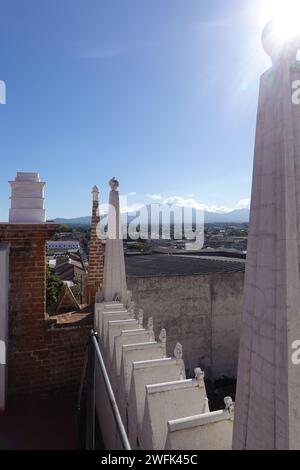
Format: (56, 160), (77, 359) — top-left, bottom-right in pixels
(128, 300), (135, 317)
(92, 185), (99, 201)
(174, 343), (185, 380)
(138, 309), (144, 326)
(159, 328), (166, 344)
(174, 342), (183, 361)
(194, 367), (205, 387)
(159, 328), (167, 357)
(109, 177), (119, 191)
(147, 317), (154, 341)
(126, 290), (135, 316)
(224, 396), (234, 415)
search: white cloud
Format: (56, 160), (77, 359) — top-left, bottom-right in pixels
(101, 195), (250, 215)
(236, 198), (251, 209)
(146, 194), (163, 200)
(162, 196), (204, 210)
(127, 192), (137, 196)
(156, 195), (250, 214)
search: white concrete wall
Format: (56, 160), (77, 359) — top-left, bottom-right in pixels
(0, 244), (9, 411)
(127, 272), (244, 378)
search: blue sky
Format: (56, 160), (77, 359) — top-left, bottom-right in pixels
(0, 0), (271, 220)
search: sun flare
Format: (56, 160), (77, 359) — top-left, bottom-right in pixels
(261, 0), (300, 42)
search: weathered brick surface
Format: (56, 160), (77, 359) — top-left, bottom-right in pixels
(0, 224), (92, 399)
(86, 193), (104, 305)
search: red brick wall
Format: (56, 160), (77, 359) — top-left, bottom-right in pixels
(86, 195), (104, 305)
(0, 224), (92, 399)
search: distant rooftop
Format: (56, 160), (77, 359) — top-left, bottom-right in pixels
(125, 254), (245, 278)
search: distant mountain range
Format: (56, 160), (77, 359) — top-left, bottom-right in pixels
(52, 208), (249, 225)
(53, 216), (92, 225)
(204, 208), (249, 223)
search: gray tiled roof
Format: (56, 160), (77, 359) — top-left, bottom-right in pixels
(125, 254), (245, 278)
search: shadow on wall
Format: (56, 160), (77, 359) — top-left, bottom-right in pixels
(127, 271), (244, 380)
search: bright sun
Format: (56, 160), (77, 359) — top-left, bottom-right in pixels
(261, 0), (300, 42)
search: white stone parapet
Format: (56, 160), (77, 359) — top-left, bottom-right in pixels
(102, 311), (132, 350)
(107, 319), (140, 355)
(95, 285), (235, 450)
(128, 357), (186, 449)
(140, 374), (208, 450)
(165, 407), (234, 450)
(113, 329), (152, 376)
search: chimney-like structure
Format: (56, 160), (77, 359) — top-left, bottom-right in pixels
(86, 185), (104, 305)
(102, 177), (128, 306)
(233, 24), (300, 450)
(9, 172), (46, 223)
(0, 172), (58, 397)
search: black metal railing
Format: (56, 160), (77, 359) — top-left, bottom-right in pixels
(77, 329), (131, 450)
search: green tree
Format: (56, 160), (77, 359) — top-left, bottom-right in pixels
(59, 224), (72, 232)
(46, 265), (63, 307)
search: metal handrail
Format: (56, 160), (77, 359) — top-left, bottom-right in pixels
(78, 329), (131, 450)
(91, 330), (131, 450)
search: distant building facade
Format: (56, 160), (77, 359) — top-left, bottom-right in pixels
(47, 240), (80, 251)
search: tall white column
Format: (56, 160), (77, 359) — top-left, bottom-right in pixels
(102, 178), (128, 306)
(233, 23), (300, 450)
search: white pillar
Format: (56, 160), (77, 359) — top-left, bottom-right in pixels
(102, 178), (128, 306)
(233, 23), (300, 450)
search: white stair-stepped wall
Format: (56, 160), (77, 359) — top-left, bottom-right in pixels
(94, 300), (234, 450)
